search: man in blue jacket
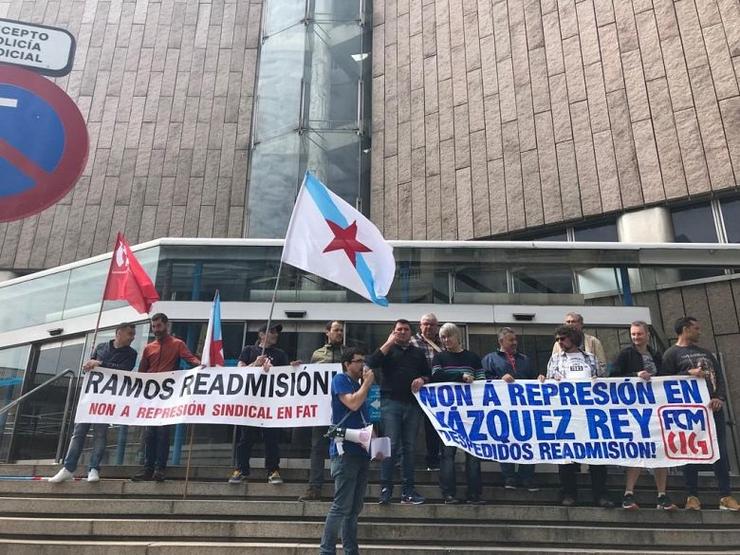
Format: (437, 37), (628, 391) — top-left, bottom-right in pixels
(49, 322), (138, 483)
(482, 327), (539, 491)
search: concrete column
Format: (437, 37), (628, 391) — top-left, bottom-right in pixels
(617, 206), (677, 289)
(0, 271), (18, 283)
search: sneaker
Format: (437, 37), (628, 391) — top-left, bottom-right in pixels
(622, 493), (639, 511)
(521, 480), (540, 492)
(657, 494), (678, 511)
(378, 487), (392, 505)
(596, 496), (615, 509)
(466, 497), (486, 505)
(48, 468), (74, 484)
(131, 468), (154, 482)
(720, 496), (740, 511)
(87, 469), (100, 483)
(267, 470), (283, 485)
(504, 478), (517, 490)
(685, 495), (702, 511)
(152, 469), (166, 482)
(443, 495), (460, 504)
(401, 491), (425, 505)
(299, 486), (321, 501)
(561, 496), (576, 507)
(228, 470), (247, 485)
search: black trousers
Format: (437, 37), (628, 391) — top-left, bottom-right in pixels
(559, 463), (608, 501)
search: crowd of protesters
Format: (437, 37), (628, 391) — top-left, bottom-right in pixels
(47, 311), (738, 524)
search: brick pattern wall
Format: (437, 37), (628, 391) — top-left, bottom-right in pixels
(371, 0), (740, 240)
(0, 0), (261, 271)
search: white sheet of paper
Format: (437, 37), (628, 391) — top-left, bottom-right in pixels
(371, 436), (391, 460)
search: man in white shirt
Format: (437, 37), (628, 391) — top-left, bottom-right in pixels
(551, 312), (607, 375)
(543, 325), (613, 508)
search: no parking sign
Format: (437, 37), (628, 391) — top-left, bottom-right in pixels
(0, 65), (88, 222)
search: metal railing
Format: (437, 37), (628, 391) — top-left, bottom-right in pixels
(0, 368), (76, 461)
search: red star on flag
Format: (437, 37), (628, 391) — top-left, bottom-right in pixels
(323, 219), (372, 266)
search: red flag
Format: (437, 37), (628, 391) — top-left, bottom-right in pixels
(102, 233), (160, 314)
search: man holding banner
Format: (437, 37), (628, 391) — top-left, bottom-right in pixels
(544, 325), (614, 508)
(49, 322), (138, 483)
(661, 316), (739, 511)
(482, 327), (540, 492)
(132, 313), (200, 482)
(612, 321), (677, 511)
(319, 347), (374, 555)
(229, 322), (290, 486)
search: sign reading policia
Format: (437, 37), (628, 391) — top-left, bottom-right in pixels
(0, 18), (87, 223)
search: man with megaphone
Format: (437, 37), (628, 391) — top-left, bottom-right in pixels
(319, 347), (375, 555)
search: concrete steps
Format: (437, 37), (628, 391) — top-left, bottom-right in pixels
(0, 464), (738, 553)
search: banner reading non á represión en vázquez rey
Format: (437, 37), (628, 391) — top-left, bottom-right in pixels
(415, 377), (719, 468)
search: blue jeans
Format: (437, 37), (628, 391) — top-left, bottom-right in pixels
(500, 462), (535, 484)
(440, 445), (482, 499)
(380, 398), (421, 494)
(319, 453), (370, 555)
(685, 409), (732, 497)
(63, 422), (108, 472)
(143, 425), (171, 471)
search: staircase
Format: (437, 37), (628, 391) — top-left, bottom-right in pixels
(0, 463), (739, 554)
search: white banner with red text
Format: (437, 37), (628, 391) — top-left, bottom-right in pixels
(415, 377), (720, 468)
(75, 364), (340, 427)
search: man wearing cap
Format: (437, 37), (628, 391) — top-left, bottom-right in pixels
(228, 322), (290, 485)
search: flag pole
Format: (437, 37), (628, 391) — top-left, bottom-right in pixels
(261, 257), (285, 357)
(183, 423), (195, 499)
(60, 234), (120, 463)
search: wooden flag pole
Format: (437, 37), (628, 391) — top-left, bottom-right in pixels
(183, 424), (195, 499)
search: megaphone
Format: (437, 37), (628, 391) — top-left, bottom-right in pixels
(326, 424), (373, 455)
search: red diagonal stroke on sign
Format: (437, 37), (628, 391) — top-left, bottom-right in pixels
(0, 138), (51, 185)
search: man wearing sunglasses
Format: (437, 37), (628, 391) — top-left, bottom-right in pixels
(543, 325), (613, 508)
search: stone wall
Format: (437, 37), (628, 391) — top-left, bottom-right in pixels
(371, 0), (740, 240)
(0, 0), (262, 271)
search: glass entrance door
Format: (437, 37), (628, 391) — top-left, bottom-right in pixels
(9, 338), (85, 461)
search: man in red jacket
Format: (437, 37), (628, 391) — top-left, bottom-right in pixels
(132, 313), (200, 482)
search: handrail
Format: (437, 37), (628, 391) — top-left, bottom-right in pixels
(0, 368), (75, 417)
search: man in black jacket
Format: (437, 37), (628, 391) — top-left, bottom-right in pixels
(49, 323), (138, 483)
(660, 316), (738, 511)
(612, 321), (676, 511)
(366, 319), (430, 505)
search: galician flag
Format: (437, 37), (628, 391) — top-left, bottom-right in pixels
(202, 290), (225, 367)
(282, 172), (395, 306)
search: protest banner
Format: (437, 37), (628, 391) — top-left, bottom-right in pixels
(75, 364), (340, 427)
(415, 377), (719, 468)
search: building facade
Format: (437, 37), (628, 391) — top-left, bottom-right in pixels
(0, 1), (739, 467)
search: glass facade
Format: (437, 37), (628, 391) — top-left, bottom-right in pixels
(247, 0), (372, 238)
(0, 247), (159, 333)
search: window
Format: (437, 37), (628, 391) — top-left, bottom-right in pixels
(574, 222), (618, 242)
(720, 198), (740, 243)
(671, 202), (718, 243)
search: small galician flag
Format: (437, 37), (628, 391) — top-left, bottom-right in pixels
(202, 290), (224, 367)
(282, 172), (395, 306)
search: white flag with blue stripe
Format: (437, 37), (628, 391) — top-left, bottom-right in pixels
(282, 172), (395, 306)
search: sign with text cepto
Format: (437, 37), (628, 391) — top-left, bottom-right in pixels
(415, 377), (719, 468)
(76, 364), (341, 428)
(0, 18), (75, 76)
